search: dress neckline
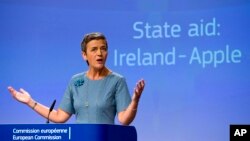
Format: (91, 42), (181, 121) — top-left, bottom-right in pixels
(84, 71), (112, 81)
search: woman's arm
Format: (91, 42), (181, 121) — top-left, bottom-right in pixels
(8, 86), (71, 123)
(118, 79), (145, 125)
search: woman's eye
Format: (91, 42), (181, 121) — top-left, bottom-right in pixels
(91, 48), (97, 51)
(101, 47), (107, 51)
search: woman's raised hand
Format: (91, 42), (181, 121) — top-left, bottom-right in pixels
(7, 86), (32, 104)
(132, 79), (145, 102)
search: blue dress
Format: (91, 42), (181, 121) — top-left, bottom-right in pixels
(59, 72), (131, 124)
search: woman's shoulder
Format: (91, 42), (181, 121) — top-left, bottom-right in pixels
(107, 72), (127, 83)
(69, 72), (87, 83)
(109, 71), (125, 79)
(71, 72), (86, 79)
(68, 72), (87, 87)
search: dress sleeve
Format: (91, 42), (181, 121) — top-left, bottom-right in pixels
(59, 80), (75, 114)
(115, 77), (131, 113)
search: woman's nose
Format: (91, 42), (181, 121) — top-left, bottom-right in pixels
(97, 48), (102, 55)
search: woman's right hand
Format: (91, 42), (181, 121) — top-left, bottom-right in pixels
(8, 86), (32, 104)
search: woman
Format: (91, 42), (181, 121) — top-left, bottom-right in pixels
(8, 32), (145, 125)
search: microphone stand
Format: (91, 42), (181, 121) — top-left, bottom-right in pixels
(46, 99), (56, 124)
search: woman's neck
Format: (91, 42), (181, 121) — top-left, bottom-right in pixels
(87, 67), (110, 80)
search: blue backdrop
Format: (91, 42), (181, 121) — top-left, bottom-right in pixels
(1, 0), (250, 141)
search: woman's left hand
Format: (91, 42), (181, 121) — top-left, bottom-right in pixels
(132, 79), (145, 102)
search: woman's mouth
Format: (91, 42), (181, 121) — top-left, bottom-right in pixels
(96, 58), (103, 63)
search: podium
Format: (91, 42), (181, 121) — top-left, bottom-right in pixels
(0, 124), (137, 141)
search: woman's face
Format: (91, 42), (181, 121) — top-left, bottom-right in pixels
(82, 39), (108, 70)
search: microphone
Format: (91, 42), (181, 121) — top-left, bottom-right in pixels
(46, 99), (56, 124)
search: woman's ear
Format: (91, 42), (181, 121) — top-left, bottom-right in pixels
(82, 51), (87, 61)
